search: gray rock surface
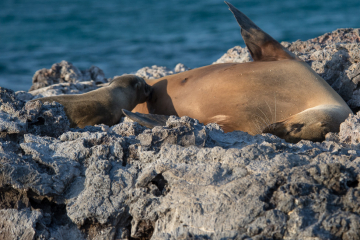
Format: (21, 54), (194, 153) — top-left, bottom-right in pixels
(1, 29), (360, 240)
(0, 87), (69, 138)
(339, 111), (360, 146)
(30, 60), (107, 92)
(135, 63), (189, 80)
(0, 208), (42, 240)
(213, 45), (253, 64)
(28, 81), (99, 100)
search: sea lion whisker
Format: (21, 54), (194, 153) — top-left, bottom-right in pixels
(253, 114), (269, 133)
(252, 116), (264, 134)
(251, 115), (261, 131)
(264, 100), (274, 123)
(256, 107), (272, 128)
(274, 94), (277, 124)
(253, 120), (262, 134)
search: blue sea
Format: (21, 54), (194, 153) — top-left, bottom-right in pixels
(1, 0), (359, 91)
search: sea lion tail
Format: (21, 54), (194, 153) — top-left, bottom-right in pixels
(225, 1), (298, 61)
(122, 109), (169, 129)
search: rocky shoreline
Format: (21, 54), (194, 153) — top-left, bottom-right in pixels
(0, 28), (360, 239)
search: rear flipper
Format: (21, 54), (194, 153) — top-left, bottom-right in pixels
(262, 105), (352, 143)
(122, 109), (169, 129)
(225, 1), (298, 61)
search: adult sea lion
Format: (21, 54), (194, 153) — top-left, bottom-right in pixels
(33, 75), (152, 128)
(127, 2), (353, 143)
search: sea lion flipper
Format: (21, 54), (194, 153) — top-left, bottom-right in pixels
(225, 1), (297, 61)
(122, 109), (170, 129)
(262, 105), (352, 143)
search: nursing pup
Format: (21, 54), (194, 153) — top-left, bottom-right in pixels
(34, 75), (152, 128)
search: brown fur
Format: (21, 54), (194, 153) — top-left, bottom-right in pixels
(33, 75), (151, 128)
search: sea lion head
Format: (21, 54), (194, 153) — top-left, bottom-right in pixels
(110, 75), (152, 103)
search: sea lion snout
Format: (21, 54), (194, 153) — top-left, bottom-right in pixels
(143, 81), (152, 97)
(112, 75), (152, 103)
(136, 78), (152, 103)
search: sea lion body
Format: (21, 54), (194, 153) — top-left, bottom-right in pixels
(35, 75), (151, 128)
(133, 60), (352, 142)
(135, 60), (349, 130)
(130, 2), (352, 143)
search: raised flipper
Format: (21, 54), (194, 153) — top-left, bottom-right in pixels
(122, 109), (169, 129)
(225, 1), (298, 61)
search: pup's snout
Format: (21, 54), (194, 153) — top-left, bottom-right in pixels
(144, 83), (152, 96)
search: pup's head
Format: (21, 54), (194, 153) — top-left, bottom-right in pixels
(110, 75), (152, 103)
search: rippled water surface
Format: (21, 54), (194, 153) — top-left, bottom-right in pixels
(1, 0), (359, 91)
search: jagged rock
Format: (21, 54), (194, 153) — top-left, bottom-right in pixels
(0, 208), (43, 240)
(135, 63), (189, 80)
(135, 65), (174, 80)
(29, 81), (99, 99)
(15, 91), (35, 101)
(213, 45), (252, 64)
(30, 61), (107, 91)
(110, 121), (147, 137)
(1, 111), (359, 239)
(339, 112), (360, 146)
(30, 61), (83, 91)
(81, 66), (107, 84)
(0, 87), (70, 138)
(0, 87), (33, 135)
(174, 63), (190, 73)
(25, 101), (70, 138)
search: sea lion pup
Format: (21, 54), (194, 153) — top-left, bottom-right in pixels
(128, 2), (352, 143)
(33, 75), (152, 128)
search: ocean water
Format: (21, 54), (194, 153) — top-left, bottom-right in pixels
(0, 0), (359, 91)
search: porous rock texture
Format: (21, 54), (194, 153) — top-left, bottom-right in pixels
(135, 63), (190, 80)
(0, 29), (359, 240)
(30, 60), (107, 91)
